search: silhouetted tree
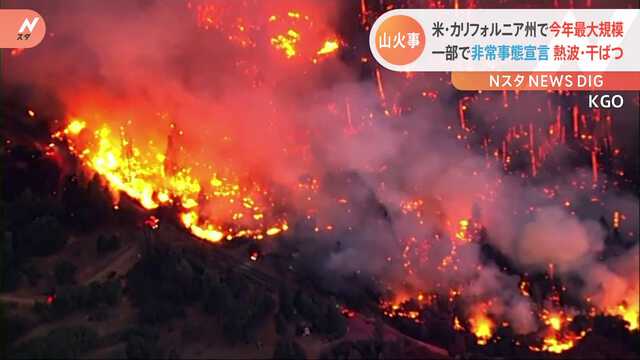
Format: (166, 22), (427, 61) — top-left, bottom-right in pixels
(10, 326), (98, 358)
(96, 234), (121, 255)
(20, 216), (67, 257)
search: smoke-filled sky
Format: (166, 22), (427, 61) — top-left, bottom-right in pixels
(5, 0), (639, 334)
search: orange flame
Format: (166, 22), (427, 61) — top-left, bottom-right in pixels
(609, 302), (639, 331)
(469, 306), (494, 345)
(317, 39), (339, 55)
(530, 309), (586, 354)
(58, 118), (288, 244)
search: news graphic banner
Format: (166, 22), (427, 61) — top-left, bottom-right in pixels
(369, 9), (640, 90)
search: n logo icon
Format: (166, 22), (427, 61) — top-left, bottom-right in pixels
(19, 17), (40, 33)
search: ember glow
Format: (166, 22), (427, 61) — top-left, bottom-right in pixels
(268, 10), (341, 62)
(317, 39), (340, 55)
(529, 309), (587, 354)
(609, 302), (639, 331)
(270, 29), (300, 58)
(469, 305), (495, 345)
(381, 297), (424, 323)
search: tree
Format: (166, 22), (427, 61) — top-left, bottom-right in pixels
(32, 301), (52, 322)
(96, 234), (120, 255)
(138, 300), (184, 325)
(203, 282), (233, 317)
(2, 313), (31, 346)
(50, 287), (82, 318)
(10, 326), (98, 358)
(1, 232), (20, 291)
(127, 247), (202, 307)
(126, 335), (160, 359)
(222, 303), (250, 344)
(54, 260), (77, 285)
(275, 313), (289, 336)
(326, 304), (347, 339)
(86, 174), (114, 220)
(87, 279), (121, 307)
(373, 317), (385, 351)
(294, 291), (315, 320)
(20, 216), (67, 257)
(255, 293), (276, 321)
(279, 285), (295, 320)
(101, 279), (122, 306)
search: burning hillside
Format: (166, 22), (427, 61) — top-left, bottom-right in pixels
(4, 0), (639, 357)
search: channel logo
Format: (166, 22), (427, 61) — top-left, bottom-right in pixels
(0, 9), (46, 49)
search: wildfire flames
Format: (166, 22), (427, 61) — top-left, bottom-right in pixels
(8, 0), (639, 357)
(268, 13), (340, 63)
(47, 2), (345, 244)
(530, 309), (586, 354)
(55, 119), (288, 243)
(189, 1), (340, 62)
(468, 305), (495, 346)
(609, 302), (639, 331)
